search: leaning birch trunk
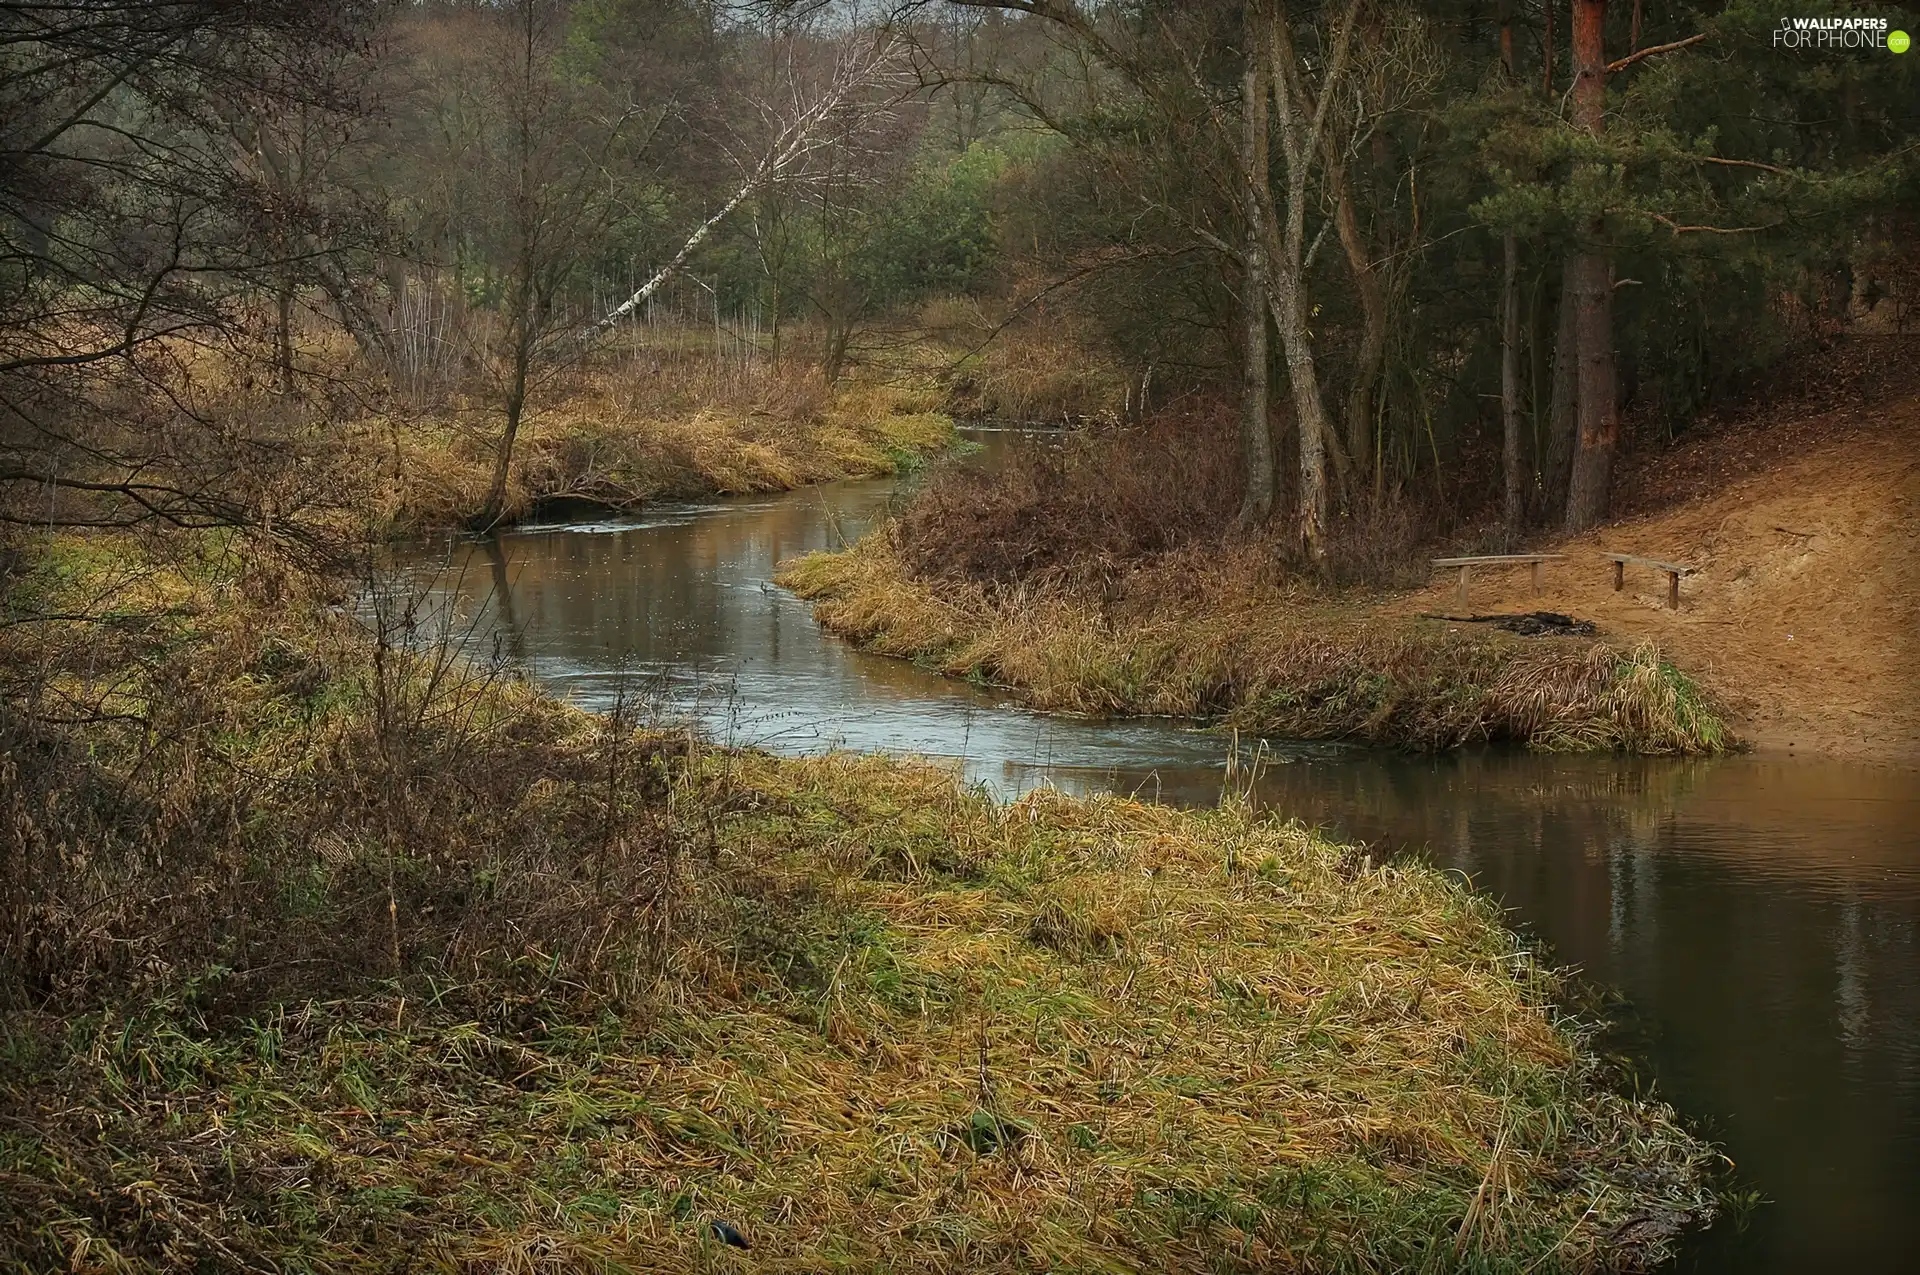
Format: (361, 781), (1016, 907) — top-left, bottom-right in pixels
(1498, 0), (1525, 534)
(1564, 0), (1619, 532)
(583, 185), (757, 339)
(1236, 47), (1275, 529)
(582, 42), (905, 342)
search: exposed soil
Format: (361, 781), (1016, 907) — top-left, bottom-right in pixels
(1404, 394), (1920, 761)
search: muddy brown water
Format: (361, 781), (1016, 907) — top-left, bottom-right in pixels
(387, 430), (1920, 1273)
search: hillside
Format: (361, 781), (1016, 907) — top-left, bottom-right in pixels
(1405, 395), (1920, 762)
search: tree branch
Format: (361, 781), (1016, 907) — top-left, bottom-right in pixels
(1649, 212), (1774, 236)
(1607, 32), (1705, 74)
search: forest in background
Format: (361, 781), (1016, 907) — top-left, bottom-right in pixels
(2, 0), (1913, 565)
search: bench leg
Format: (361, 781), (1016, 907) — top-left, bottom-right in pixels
(1457, 565), (1470, 611)
(1530, 560), (1543, 595)
(1667, 571), (1680, 610)
(1612, 560), (1624, 591)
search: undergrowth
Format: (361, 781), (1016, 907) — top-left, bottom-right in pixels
(892, 404), (1446, 592)
(779, 536), (1735, 755)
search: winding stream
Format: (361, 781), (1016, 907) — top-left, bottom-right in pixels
(391, 431), (1920, 1273)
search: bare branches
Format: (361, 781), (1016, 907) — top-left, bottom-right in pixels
(2, 0), (381, 536)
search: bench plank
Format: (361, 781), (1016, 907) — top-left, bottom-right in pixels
(1430, 554), (1567, 567)
(1431, 554), (1565, 608)
(1604, 552), (1694, 609)
(1603, 552), (1693, 575)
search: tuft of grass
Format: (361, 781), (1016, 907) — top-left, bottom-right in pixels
(779, 535), (1737, 755)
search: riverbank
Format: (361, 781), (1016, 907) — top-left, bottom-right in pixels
(1, 549), (1720, 1271)
(781, 383), (1920, 761)
(1391, 394), (1920, 763)
(366, 368), (953, 533)
(779, 536), (1732, 754)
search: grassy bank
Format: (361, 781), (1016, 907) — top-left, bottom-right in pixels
(779, 536), (1733, 754)
(0, 545), (1720, 1272)
(367, 367), (953, 533)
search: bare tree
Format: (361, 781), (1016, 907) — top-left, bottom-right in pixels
(429, 0), (665, 530)
(1314, 6), (1439, 507)
(1254, 0), (1363, 562)
(0, 0), (376, 536)
(224, 85), (385, 393)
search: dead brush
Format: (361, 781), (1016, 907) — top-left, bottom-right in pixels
(893, 402), (1240, 592)
(0, 537), (712, 1016)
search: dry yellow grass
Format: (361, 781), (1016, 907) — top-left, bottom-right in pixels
(936, 305), (1134, 425)
(5, 755), (1721, 1274)
(363, 366), (952, 532)
(3, 544), (1719, 1273)
(779, 535), (1733, 754)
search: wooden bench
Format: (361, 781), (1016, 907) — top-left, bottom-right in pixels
(1604, 552), (1694, 610)
(1430, 554), (1566, 609)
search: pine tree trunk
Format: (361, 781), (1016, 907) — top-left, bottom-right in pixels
(1501, 234), (1524, 535)
(1543, 260), (1579, 521)
(1563, 0), (1618, 533)
(1564, 249), (1617, 530)
(1498, 0), (1523, 534)
(1236, 51), (1275, 528)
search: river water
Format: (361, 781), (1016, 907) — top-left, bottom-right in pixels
(390, 433), (1920, 1273)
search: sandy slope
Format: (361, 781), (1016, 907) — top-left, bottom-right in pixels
(1404, 397), (1920, 761)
